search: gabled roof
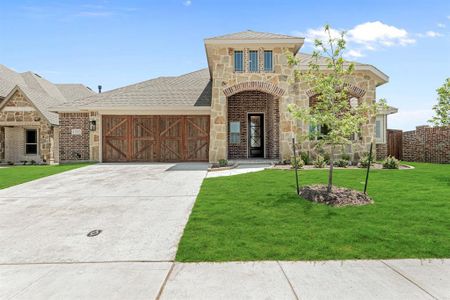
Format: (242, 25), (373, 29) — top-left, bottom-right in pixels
(53, 68), (212, 111)
(56, 84), (95, 102)
(205, 30), (301, 41)
(0, 64), (94, 124)
(295, 53), (389, 85)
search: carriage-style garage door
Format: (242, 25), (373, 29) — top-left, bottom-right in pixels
(102, 115), (210, 162)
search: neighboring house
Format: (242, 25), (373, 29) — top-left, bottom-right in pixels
(45, 30), (395, 164)
(0, 65), (94, 164)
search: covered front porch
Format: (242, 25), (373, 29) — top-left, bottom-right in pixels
(226, 89), (281, 161)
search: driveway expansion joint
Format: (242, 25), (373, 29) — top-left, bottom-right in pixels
(156, 262), (175, 300)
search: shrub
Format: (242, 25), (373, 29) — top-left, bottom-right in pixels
(383, 156), (400, 169)
(323, 152), (331, 164)
(334, 158), (349, 168)
(218, 159), (228, 167)
(300, 151), (311, 165)
(358, 154), (373, 168)
(341, 153), (351, 161)
(314, 155), (326, 168)
(290, 156), (304, 169)
(30, 160), (36, 165)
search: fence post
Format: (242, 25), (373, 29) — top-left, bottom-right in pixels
(292, 138), (300, 195)
(364, 142), (373, 194)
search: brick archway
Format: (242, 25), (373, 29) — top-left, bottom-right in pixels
(223, 81), (285, 98)
(227, 90), (280, 160)
(305, 83), (366, 98)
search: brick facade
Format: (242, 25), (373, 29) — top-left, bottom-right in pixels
(403, 125), (450, 163)
(59, 113), (90, 161)
(227, 91), (280, 159)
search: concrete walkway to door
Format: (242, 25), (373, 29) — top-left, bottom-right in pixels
(0, 163), (207, 299)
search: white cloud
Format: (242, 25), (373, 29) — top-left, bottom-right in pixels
(437, 23), (446, 28)
(425, 31), (443, 37)
(345, 49), (364, 58)
(417, 30), (444, 38)
(183, 0), (192, 6)
(347, 21), (416, 48)
(303, 27), (342, 44)
(300, 21), (416, 59)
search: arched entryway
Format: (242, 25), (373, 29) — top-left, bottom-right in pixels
(227, 90), (280, 159)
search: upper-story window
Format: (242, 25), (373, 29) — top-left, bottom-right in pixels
(264, 50), (273, 72)
(234, 51), (243, 72)
(249, 50), (258, 72)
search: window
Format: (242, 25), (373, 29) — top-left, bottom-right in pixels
(229, 122), (240, 144)
(309, 124), (329, 140)
(264, 50), (273, 72)
(25, 129), (37, 155)
(375, 115), (384, 143)
(249, 50), (258, 72)
(234, 51), (243, 72)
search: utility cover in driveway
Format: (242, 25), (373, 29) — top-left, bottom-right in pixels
(102, 115), (210, 162)
(0, 163), (208, 263)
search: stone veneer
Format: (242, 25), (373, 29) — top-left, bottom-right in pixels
(227, 91), (279, 159)
(0, 90), (55, 163)
(207, 46), (379, 163)
(59, 113), (90, 161)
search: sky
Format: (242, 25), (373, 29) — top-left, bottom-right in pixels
(0, 0), (449, 130)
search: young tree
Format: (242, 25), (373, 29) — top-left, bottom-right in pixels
(428, 78), (450, 127)
(287, 25), (384, 194)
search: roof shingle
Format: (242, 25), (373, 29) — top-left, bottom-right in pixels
(205, 30), (301, 41)
(0, 64), (94, 124)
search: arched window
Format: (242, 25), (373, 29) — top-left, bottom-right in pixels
(308, 94), (361, 141)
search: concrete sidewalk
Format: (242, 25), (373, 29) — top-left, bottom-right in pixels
(159, 259), (450, 300)
(2, 259), (448, 299)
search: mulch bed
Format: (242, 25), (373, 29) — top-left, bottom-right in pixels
(299, 184), (373, 207)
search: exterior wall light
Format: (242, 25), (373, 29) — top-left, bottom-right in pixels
(89, 120), (97, 131)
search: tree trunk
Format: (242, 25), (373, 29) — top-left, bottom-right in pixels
(327, 146), (334, 193)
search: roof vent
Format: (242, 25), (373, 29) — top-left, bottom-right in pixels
(98, 85), (102, 93)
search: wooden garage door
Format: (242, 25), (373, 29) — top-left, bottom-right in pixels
(102, 115), (209, 162)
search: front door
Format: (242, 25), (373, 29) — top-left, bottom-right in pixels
(248, 114), (264, 158)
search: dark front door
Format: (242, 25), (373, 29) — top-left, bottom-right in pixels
(248, 114), (264, 158)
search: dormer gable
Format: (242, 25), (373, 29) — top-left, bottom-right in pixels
(204, 30), (304, 77)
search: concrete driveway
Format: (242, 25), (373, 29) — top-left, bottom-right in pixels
(0, 163), (207, 299)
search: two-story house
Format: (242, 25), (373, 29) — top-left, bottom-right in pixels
(51, 30), (396, 164)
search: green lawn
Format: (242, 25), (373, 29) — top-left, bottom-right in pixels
(0, 163), (92, 189)
(176, 162), (450, 261)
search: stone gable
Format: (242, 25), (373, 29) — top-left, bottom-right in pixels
(0, 90), (55, 163)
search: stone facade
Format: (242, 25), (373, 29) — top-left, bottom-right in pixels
(207, 45), (379, 163)
(403, 125), (450, 163)
(227, 91), (279, 159)
(59, 113), (90, 161)
(0, 90), (56, 164)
